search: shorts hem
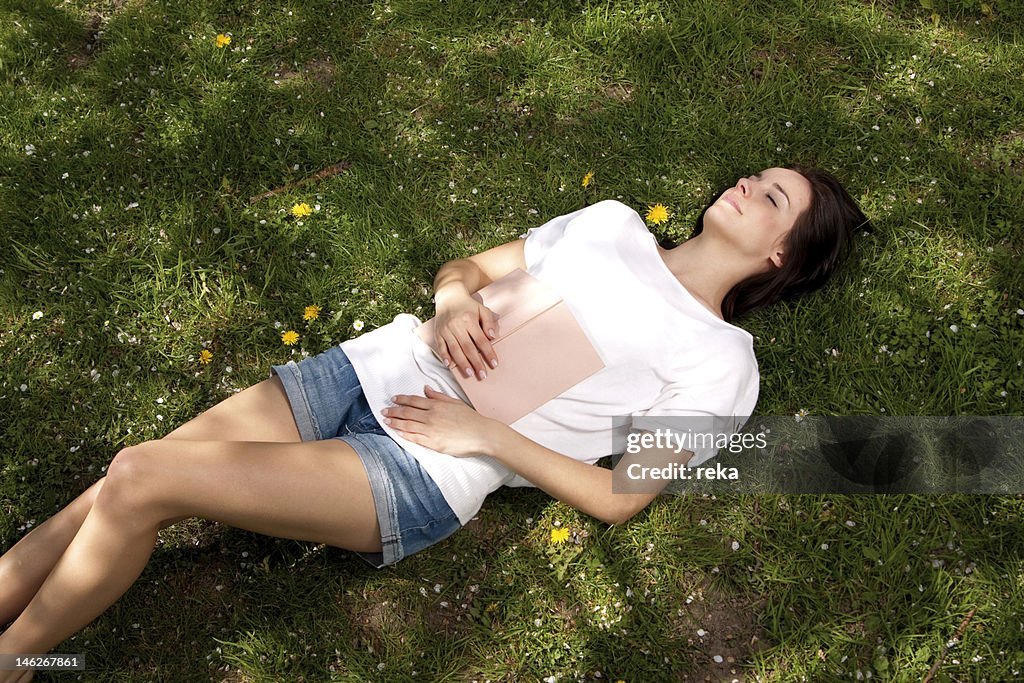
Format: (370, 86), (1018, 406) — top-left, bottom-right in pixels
(269, 361), (320, 441)
(337, 433), (404, 568)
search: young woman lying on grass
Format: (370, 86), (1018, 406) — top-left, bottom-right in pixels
(0, 164), (870, 678)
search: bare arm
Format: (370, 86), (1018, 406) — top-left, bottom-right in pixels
(430, 239), (527, 379)
(481, 425), (693, 526)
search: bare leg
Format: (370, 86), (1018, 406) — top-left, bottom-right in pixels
(0, 377), (300, 631)
(0, 437), (381, 674)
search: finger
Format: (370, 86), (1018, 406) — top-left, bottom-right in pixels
(469, 322), (499, 370)
(456, 329), (494, 380)
(479, 306), (499, 341)
(383, 415), (426, 435)
(424, 386), (458, 402)
(434, 336), (455, 370)
(391, 394), (432, 410)
(441, 331), (474, 378)
(397, 430), (425, 446)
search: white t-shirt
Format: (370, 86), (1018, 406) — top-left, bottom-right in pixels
(340, 199), (760, 525)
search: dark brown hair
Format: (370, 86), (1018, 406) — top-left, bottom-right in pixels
(662, 164), (874, 323)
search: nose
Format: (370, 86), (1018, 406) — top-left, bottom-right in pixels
(736, 177), (749, 197)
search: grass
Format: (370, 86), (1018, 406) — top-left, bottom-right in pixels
(1, 0), (1023, 680)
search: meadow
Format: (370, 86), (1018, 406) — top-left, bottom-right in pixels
(1, 0), (1023, 680)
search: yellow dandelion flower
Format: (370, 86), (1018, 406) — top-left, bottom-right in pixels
(485, 603), (499, 613)
(290, 202), (312, 218)
(581, 170), (594, 188)
(281, 330), (300, 345)
(303, 305), (320, 321)
(199, 349), (213, 365)
(216, 33), (232, 48)
(645, 203), (669, 225)
(550, 527), (570, 545)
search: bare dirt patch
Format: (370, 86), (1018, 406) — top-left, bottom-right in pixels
(67, 1), (129, 70)
(587, 81), (634, 113)
(270, 57), (337, 88)
(670, 572), (772, 681)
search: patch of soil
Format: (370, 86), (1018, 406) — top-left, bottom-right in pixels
(67, 1), (128, 70)
(271, 57), (337, 88)
(670, 573), (772, 681)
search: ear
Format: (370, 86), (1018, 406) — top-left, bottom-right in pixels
(769, 249), (785, 269)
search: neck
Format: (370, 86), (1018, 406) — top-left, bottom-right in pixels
(658, 233), (760, 321)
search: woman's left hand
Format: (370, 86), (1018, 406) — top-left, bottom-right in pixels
(381, 386), (499, 457)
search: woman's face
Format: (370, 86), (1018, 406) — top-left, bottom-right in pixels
(706, 167), (813, 270)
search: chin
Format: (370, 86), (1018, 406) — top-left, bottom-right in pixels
(701, 210), (731, 235)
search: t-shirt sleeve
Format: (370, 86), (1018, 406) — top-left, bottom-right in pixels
(521, 200), (634, 271)
(630, 343), (760, 467)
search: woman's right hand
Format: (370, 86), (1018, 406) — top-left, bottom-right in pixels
(433, 294), (500, 380)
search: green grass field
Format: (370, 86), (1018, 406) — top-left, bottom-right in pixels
(2, 0), (1023, 680)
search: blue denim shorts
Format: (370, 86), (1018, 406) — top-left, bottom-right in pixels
(269, 344), (462, 569)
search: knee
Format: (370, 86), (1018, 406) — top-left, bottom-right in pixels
(99, 443), (158, 510)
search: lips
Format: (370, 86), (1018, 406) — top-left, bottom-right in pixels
(723, 195), (742, 214)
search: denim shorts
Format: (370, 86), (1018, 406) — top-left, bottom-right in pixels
(269, 344), (462, 568)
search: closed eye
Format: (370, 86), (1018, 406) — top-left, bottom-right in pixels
(767, 193), (777, 208)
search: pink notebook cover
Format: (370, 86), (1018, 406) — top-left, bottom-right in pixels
(415, 268), (605, 424)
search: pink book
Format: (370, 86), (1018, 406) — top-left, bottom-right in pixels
(415, 268), (605, 424)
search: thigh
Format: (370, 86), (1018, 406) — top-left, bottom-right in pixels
(162, 376), (301, 443)
(106, 439), (382, 553)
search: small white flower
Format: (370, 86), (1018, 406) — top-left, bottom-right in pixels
(713, 654), (724, 663)
(731, 540), (740, 551)
(1016, 309), (1023, 316)
(32, 310), (44, 320)
(949, 324), (958, 333)
(821, 543), (829, 550)
(534, 618), (543, 627)
(697, 628), (707, 637)
(25, 144), (36, 155)
(845, 520), (856, 527)
(353, 319), (364, 331)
